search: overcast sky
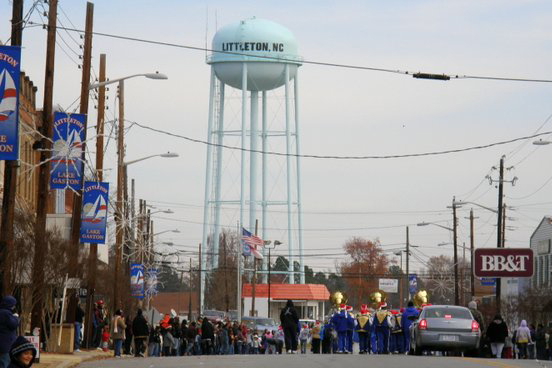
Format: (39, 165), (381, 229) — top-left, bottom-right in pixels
(1, 0), (551, 275)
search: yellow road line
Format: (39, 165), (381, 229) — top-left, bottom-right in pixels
(460, 357), (522, 368)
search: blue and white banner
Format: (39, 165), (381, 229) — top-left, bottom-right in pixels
(79, 181), (109, 244)
(0, 45), (21, 160)
(409, 274), (417, 294)
(145, 268), (159, 296)
(130, 264), (145, 299)
(50, 112), (85, 190)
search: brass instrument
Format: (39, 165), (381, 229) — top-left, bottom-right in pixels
(369, 290), (387, 310)
(329, 291), (348, 308)
(413, 290), (429, 308)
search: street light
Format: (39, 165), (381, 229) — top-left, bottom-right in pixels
(96, 72), (168, 310)
(264, 240), (282, 318)
(153, 229), (180, 237)
(533, 139), (552, 146)
(124, 152), (179, 166)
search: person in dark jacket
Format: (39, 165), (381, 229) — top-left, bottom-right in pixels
(535, 324), (547, 360)
(280, 300), (299, 353)
(74, 302), (85, 352)
(132, 309), (149, 357)
(180, 320), (189, 355)
(7, 336), (36, 368)
(201, 317), (215, 355)
(0, 296), (19, 368)
(486, 315), (508, 358)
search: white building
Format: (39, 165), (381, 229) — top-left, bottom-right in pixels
(530, 216), (552, 288)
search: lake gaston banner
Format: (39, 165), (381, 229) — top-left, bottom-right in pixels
(130, 263), (145, 299)
(50, 112), (86, 190)
(80, 181), (109, 244)
(0, 45), (21, 160)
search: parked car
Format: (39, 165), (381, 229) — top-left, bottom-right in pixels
(242, 316), (278, 332)
(203, 309), (226, 323)
(227, 310), (238, 321)
(409, 305), (480, 355)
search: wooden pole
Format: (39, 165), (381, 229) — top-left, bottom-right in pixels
(0, 0), (23, 297)
(84, 53), (105, 348)
(31, 0), (57, 332)
(67, 2), (94, 325)
(470, 209), (475, 301)
(113, 79), (125, 311)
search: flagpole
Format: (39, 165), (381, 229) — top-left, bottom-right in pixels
(237, 221), (242, 323)
(251, 220), (258, 316)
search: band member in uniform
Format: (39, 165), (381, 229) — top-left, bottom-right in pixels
(330, 304), (348, 353)
(389, 309), (403, 354)
(401, 301), (419, 354)
(372, 303), (391, 354)
(356, 304), (371, 354)
(345, 306), (354, 353)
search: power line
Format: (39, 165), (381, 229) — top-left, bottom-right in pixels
(127, 119), (552, 160)
(26, 22), (552, 84)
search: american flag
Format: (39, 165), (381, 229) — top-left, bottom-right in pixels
(242, 228), (264, 259)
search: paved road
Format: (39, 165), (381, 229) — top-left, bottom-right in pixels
(79, 354), (551, 368)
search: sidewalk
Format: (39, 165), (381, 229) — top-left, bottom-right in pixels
(35, 349), (113, 368)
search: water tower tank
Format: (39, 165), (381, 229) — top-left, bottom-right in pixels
(207, 17), (302, 91)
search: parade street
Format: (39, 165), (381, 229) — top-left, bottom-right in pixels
(78, 355), (549, 368)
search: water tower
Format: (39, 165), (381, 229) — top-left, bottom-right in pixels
(200, 17), (304, 311)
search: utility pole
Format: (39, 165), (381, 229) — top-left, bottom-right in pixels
(0, 0), (23, 297)
(113, 77), (125, 311)
(31, 0), (57, 332)
(496, 156), (504, 315)
(405, 226), (410, 303)
(188, 258), (192, 321)
(452, 196), (459, 306)
(222, 233), (229, 312)
(198, 243), (202, 314)
(502, 203), (506, 248)
(67, 1), (93, 324)
(84, 53), (105, 348)
(470, 209), (475, 301)
(250, 219), (258, 317)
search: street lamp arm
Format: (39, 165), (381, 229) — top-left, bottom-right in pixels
(88, 72), (168, 90)
(454, 200), (497, 214)
(417, 222), (453, 232)
(124, 152), (179, 166)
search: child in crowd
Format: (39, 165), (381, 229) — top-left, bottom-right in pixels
(101, 325), (110, 352)
(251, 332), (260, 354)
(299, 324), (310, 354)
(8, 336), (37, 368)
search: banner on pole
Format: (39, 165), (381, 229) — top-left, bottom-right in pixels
(79, 181), (109, 244)
(50, 112), (85, 190)
(130, 264), (145, 299)
(145, 268), (159, 296)
(409, 274), (417, 294)
(0, 45), (21, 160)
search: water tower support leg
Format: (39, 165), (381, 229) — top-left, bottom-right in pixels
(213, 83), (225, 268)
(240, 64), (248, 232)
(261, 91), (268, 283)
(284, 64), (294, 284)
(200, 68), (217, 313)
(250, 91), (259, 232)
(294, 73), (305, 284)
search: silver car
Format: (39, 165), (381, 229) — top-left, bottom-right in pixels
(410, 305), (480, 354)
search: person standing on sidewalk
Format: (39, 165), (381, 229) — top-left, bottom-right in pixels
(74, 302), (85, 352)
(486, 315), (508, 358)
(132, 309), (149, 357)
(110, 310), (126, 357)
(0, 296), (19, 368)
(280, 300), (299, 353)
